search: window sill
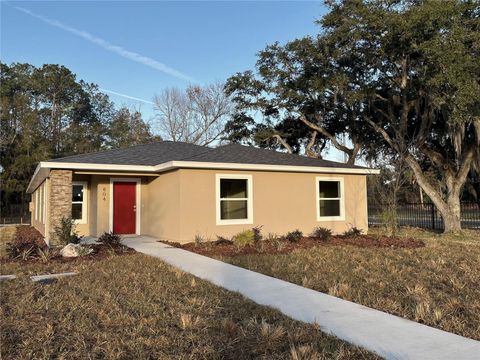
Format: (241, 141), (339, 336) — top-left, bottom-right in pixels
(216, 219), (253, 226)
(316, 216), (345, 222)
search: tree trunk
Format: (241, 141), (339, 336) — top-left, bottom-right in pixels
(443, 195), (462, 232)
(403, 155), (463, 232)
(366, 117), (472, 233)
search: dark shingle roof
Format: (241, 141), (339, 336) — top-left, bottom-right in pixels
(47, 142), (209, 166)
(186, 144), (365, 169)
(47, 141), (365, 169)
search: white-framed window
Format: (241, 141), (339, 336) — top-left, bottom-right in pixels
(42, 182), (47, 225)
(35, 189), (39, 221)
(39, 183), (44, 224)
(316, 177), (345, 221)
(216, 174), (253, 225)
(72, 181), (87, 224)
(35, 183), (46, 224)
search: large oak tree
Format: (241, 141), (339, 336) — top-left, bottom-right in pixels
(225, 0), (479, 232)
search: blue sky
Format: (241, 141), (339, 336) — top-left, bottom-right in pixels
(2, 1), (342, 156)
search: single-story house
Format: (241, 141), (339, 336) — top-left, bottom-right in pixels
(26, 141), (379, 246)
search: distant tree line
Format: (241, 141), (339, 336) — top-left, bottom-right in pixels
(0, 62), (159, 216)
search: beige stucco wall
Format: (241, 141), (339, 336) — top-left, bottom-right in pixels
(37, 169), (368, 244)
(141, 171), (180, 242)
(169, 169), (368, 243)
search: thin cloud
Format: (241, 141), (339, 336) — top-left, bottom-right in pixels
(14, 6), (195, 82)
(100, 88), (154, 105)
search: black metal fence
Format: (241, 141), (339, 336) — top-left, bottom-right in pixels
(368, 202), (480, 230)
(0, 203), (30, 226)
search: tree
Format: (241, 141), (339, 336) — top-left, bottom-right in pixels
(321, 0), (479, 232)
(0, 62), (158, 217)
(225, 0), (479, 232)
(224, 37), (373, 164)
(153, 82), (232, 146)
(107, 107), (159, 149)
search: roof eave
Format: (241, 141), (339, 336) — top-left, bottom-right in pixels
(27, 160), (380, 193)
(156, 160), (380, 175)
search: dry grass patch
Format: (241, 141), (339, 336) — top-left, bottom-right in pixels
(220, 228), (480, 340)
(1, 253), (377, 359)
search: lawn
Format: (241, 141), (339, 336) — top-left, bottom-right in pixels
(219, 228), (480, 340)
(0, 231), (376, 359)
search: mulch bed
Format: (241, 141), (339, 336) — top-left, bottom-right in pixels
(164, 235), (425, 257)
(2, 226), (136, 264)
(1, 244), (136, 264)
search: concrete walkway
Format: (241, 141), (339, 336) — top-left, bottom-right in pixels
(123, 236), (480, 360)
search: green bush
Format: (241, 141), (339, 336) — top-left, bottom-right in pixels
(342, 226), (363, 237)
(98, 232), (121, 246)
(54, 217), (82, 245)
(285, 229), (303, 242)
(232, 229), (255, 247)
(310, 227), (332, 241)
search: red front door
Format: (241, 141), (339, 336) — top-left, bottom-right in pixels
(113, 182), (136, 234)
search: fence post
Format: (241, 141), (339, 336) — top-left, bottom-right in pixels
(430, 203), (435, 230)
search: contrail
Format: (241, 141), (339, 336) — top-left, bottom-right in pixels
(99, 88), (155, 105)
(14, 6), (195, 82)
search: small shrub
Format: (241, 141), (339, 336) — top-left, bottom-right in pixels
(310, 227), (332, 241)
(194, 233), (206, 246)
(265, 232), (279, 241)
(273, 238), (287, 251)
(7, 242), (35, 260)
(342, 226), (363, 237)
(252, 226), (263, 242)
(37, 247), (54, 263)
(98, 232), (121, 246)
(54, 217), (82, 245)
(285, 229), (303, 242)
(232, 229), (255, 247)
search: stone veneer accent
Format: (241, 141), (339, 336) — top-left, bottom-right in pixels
(48, 170), (72, 246)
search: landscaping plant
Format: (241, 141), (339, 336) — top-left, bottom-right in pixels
(310, 227), (332, 241)
(285, 230), (303, 242)
(54, 217), (82, 245)
(252, 226), (263, 242)
(232, 229), (255, 247)
(98, 232), (122, 246)
(342, 227), (363, 238)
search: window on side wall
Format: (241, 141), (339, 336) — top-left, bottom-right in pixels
(216, 174), (253, 225)
(72, 182), (87, 224)
(316, 177), (345, 221)
(35, 190), (39, 221)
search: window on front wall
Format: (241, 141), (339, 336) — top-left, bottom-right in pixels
(216, 175), (253, 225)
(316, 178), (344, 220)
(72, 182), (87, 223)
